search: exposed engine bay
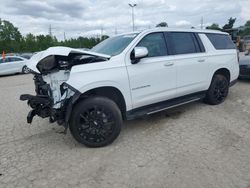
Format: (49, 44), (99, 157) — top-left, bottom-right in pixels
(36, 54), (108, 73)
(20, 50), (109, 127)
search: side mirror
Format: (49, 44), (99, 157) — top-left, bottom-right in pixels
(131, 47), (148, 64)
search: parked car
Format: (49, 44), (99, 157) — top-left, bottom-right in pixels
(239, 55), (250, 79)
(243, 35), (250, 55)
(20, 53), (34, 59)
(20, 28), (239, 147)
(0, 56), (30, 76)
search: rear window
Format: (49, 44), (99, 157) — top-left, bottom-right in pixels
(206, 33), (235, 50)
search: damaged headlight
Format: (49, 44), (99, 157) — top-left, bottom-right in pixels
(37, 55), (57, 72)
(58, 60), (69, 68)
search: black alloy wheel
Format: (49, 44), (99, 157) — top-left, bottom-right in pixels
(205, 74), (229, 105)
(69, 97), (122, 147)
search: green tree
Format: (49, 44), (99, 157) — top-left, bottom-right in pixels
(0, 18), (108, 53)
(156, 22), (168, 27)
(206, 23), (221, 31)
(0, 19), (23, 53)
(240, 20), (250, 37)
(23, 33), (37, 52)
(222, 17), (236, 31)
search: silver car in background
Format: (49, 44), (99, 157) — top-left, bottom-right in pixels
(0, 56), (30, 76)
(239, 55), (250, 79)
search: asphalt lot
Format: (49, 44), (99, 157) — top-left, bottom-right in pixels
(0, 74), (250, 188)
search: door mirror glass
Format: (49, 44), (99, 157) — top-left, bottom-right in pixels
(131, 47), (148, 64)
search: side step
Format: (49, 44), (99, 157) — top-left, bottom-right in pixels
(126, 91), (206, 120)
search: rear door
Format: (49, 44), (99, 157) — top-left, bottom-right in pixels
(166, 32), (209, 97)
(9, 57), (25, 73)
(126, 32), (177, 109)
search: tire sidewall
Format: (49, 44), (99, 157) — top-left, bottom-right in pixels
(206, 74), (229, 105)
(69, 97), (122, 147)
(22, 66), (30, 74)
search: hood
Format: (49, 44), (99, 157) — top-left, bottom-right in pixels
(27, 46), (111, 73)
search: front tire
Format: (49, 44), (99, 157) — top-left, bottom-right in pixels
(205, 74), (229, 105)
(69, 97), (122, 147)
(22, 66), (30, 74)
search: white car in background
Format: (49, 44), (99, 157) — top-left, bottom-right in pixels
(0, 56), (30, 76)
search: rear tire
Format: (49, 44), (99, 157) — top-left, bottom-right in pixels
(205, 74), (229, 105)
(69, 96), (122, 147)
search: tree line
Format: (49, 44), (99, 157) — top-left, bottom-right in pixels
(0, 18), (108, 54)
(206, 17), (250, 37)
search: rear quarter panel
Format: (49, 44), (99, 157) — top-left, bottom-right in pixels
(199, 33), (239, 89)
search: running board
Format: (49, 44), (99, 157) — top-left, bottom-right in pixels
(126, 91), (206, 120)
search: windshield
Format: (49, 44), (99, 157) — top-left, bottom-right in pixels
(91, 33), (138, 56)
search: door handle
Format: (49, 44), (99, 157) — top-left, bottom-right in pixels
(164, 62), (174, 67)
(198, 59), (205, 63)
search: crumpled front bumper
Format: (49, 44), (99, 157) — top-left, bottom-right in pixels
(20, 83), (81, 127)
(20, 94), (52, 123)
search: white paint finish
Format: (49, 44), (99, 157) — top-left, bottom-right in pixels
(26, 28), (239, 112)
(174, 53), (210, 97)
(42, 70), (72, 108)
(0, 56), (27, 76)
(66, 59), (133, 111)
(125, 56), (177, 109)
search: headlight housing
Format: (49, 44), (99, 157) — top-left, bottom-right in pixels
(37, 55), (57, 73)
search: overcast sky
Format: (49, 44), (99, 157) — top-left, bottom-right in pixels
(0, 0), (249, 40)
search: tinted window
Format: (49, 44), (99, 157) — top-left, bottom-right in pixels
(206, 33), (235, 49)
(137, 32), (168, 57)
(171, 32), (199, 55)
(10, 57), (23, 62)
(4, 58), (11, 63)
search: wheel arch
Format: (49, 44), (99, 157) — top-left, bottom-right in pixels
(77, 86), (127, 119)
(213, 68), (231, 82)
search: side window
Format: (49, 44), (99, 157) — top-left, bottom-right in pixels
(206, 33), (235, 50)
(136, 32), (168, 57)
(170, 32), (200, 55)
(4, 58), (11, 63)
(0, 59), (3, 63)
(9, 57), (23, 62)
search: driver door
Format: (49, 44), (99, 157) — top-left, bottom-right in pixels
(126, 32), (177, 109)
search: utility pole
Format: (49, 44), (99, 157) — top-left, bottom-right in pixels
(201, 16), (204, 29)
(48, 24), (56, 37)
(101, 26), (104, 39)
(129, 3), (137, 31)
(49, 24), (52, 37)
(64, 32), (66, 41)
(115, 27), (118, 35)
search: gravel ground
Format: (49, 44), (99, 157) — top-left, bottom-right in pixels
(0, 74), (250, 188)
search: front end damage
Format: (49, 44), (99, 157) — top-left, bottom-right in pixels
(20, 47), (110, 130)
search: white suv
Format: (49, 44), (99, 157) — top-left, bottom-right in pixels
(20, 28), (239, 147)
